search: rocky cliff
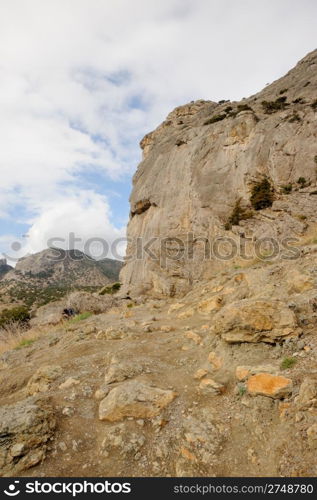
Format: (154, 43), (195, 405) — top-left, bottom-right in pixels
(121, 49), (317, 296)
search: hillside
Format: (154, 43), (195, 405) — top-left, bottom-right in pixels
(0, 249), (123, 308)
(0, 50), (317, 478)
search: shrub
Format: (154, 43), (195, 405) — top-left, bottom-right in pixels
(0, 306), (30, 328)
(311, 100), (317, 110)
(203, 114), (227, 125)
(292, 97), (304, 104)
(261, 96), (288, 114)
(225, 199), (253, 229)
(297, 177), (307, 187)
(280, 357), (297, 370)
(288, 113), (301, 123)
(279, 88), (288, 94)
(224, 106), (233, 113)
(250, 177), (274, 210)
(314, 155), (317, 164)
(99, 282), (121, 295)
(237, 104), (252, 113)
(281, 184), (292, 194)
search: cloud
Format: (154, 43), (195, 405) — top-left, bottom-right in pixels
(0, 0), (316, 258)
(2, 192), (126, 265)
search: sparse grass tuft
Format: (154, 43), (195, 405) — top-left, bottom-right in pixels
(15, 338), (35, 350)
(280, 357), (297, 370)
(68, 312), (93, 324)
(238, 385), (246, 396)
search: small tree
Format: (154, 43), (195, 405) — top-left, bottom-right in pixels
(250, 177), (274, 210)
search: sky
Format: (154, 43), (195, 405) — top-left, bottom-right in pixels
(0, 0), (316, 264)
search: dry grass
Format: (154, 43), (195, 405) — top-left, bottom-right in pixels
(0, 321), (51, 355)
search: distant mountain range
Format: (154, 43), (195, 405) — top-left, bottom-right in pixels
(0, 249), (123, 308)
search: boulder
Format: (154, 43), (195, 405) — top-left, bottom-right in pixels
(99, 380), (177, 422)
(212, 299), (298, 343)
(247, 373), (292, 399)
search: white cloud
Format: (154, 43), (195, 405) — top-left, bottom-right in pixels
(0, 0), (316, 257)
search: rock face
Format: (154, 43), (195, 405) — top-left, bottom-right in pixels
(0, 397), (56, 476)
(121, 49), (317, 296)
(212, 299), (298, 343)
(99, 381), (177, 422)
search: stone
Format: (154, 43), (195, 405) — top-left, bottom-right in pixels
(236, 366), (250, 381)
(185, 331), (202, 345)
(247, 373), (292, 399)
(95, 386), (110, 400)
(197, 296), (223, 313)
(297, 378), (317, 408)
(98, 380), (177, 422)
(235, 364), (278, 381)
(59, 377), (79, 390)
(208, 352), (223, 370)
(0, 397), (55, 476)
(306, 424), (317, 449)
(212, 300), (298, 343)
(194, 369), (208, 380)
(199, 378), (225, 395)
(104, 357), (149, 384)
(26, 365), (62, 395)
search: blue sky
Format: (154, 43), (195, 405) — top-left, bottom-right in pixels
(0, 0), (316, 263)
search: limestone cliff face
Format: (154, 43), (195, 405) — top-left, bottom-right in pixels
(121, 50), (317, 296)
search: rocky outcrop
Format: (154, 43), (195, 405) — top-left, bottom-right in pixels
(211, 299), (298, 343)
(98, 381), (177, 422)
(121, 49), (317, 296)
(0, 397), (56, 476)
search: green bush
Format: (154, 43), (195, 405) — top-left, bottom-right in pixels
(281, 184), (292, 194)
(0, 306), (30, 328)
(261, 96), (288, 114)
(250, 177), (274, 210)
(203, 114), (226, 125)
(279, 88), (288, 94)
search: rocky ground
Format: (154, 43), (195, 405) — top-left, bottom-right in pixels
(1, 243), (317, 477)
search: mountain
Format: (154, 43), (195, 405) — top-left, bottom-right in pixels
(0, 248), (123, 308)
(0, 259), (13, 279)
(121, 48), (317, 296)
